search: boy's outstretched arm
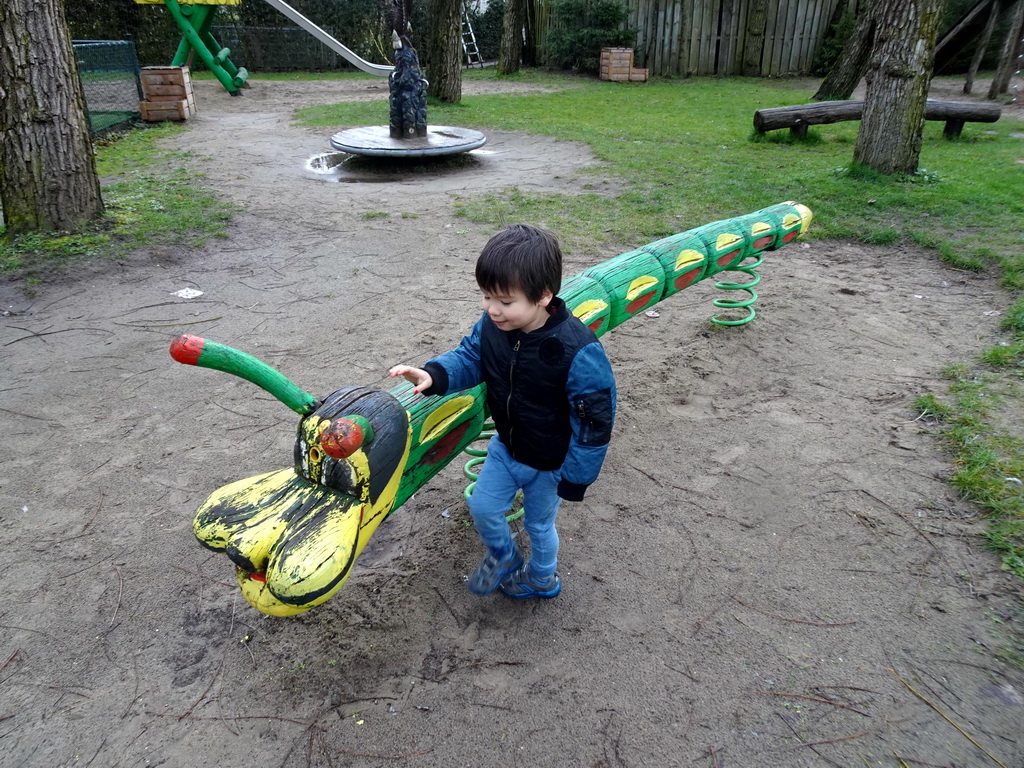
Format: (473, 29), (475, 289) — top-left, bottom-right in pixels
(387, 316), (485, 397)
(388, 365), (433, 394)
(559, 343), (617, 502)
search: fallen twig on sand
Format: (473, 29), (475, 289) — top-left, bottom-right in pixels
(0, 650), (18, 673)
(776, 713), (852, 768)
(790, 729), (870, 749)
(894, 753), (955, 768)
(889, 668), (1008, 768)
(151, 710), (327, 731)
(731, 595), (855, 627)
(109, 566), (124, 627)
(4, 326), (113, 346)
(752, 690), (869, 717)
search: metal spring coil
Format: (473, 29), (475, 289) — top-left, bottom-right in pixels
(711, 254), (763, 327)
(463, 423), (525, 522)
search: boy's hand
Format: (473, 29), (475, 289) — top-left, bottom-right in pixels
(388, 365), (433, 395)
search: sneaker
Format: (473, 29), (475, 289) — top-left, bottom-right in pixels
(467, 547), (523, 595)
(499, 565), (562, 600)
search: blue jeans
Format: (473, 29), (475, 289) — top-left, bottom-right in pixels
(467, 436), (562, 578)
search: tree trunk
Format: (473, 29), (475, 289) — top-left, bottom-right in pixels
(521, 0), (538, 67)
(0, 0), (103, 236)
(498, 0), (525, 75)
(964, 0), (1000, 94)
(742, 0), (769, 77)
(853, 0), (942, 175)
(988, 0), (1024, 98)
(424, 0), (462, 103)
(812, 0), (876, 101)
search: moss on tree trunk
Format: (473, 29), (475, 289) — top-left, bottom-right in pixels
(0, 0), (103, 236)
(853, 0), (942, 175)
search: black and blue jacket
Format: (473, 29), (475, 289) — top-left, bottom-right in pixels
(421, 297), (616, 502)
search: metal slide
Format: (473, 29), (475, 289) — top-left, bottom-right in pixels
(260, 0), (393, 77)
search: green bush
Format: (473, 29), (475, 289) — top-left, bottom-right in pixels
(810, 8), (856, 76)
(544, 0), (636, 73)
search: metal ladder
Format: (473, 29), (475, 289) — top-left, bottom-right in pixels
(461, 1), (484, 68)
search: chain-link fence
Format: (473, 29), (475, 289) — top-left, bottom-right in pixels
(73, 40), (143, 134)
(209, 25), (364, 71)
(63, 0), (503, 73)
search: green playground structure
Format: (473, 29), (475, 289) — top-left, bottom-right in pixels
(135, 0), (248, 94)
(134, 0), (392, 95)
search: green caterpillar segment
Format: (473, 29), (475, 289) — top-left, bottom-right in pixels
(170, 334), (317, 415)
(693, 218), (752, 275)
(755, 201), (812, 249)
(582, 249), (667, 331)
(639, 230), (710, 296)
(560, 273), (613, 337)
(389, 382), (489, 510)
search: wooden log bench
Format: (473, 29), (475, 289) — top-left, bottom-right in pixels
(753, 99), (1002, 138)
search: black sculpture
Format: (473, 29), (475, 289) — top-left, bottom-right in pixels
(386, 0), (428, 139)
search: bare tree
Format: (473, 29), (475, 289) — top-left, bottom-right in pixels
(853, 0), (943, 175)
(812, 0), (876, 101)
(0, 0), (103, 236)
(424, 0), (462, 103)
(498, 0), (526, 75)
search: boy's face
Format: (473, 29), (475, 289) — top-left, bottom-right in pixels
(480, 286), (553, 334)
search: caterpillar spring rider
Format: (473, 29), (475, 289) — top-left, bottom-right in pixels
(171, 202), (812, 617)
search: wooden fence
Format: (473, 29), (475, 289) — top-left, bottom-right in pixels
(577, 0), (845, 77)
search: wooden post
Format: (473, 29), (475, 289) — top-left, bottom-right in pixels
(989, 0), (1024, 98)
(943, 119), (966, 138)
(965, 0), (1000, 94)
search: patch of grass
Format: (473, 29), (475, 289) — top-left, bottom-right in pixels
(1002, 298), (1024, 335)
(295, 74), (1024, 271)
(749, 128), (825, 145)
(913, 393), (953, 421)
(1, 122), (233, 284)
(918, 363), (1024, 579)
(860, 227), (901, 246)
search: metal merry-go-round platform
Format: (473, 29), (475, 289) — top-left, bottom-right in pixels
(329, 125), (487, 158)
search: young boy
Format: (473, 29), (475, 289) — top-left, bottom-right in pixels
(389, 224), (616, 599)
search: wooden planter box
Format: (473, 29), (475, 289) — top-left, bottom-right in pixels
(599, 48), (648, 82)
(139, 66), (196, 122)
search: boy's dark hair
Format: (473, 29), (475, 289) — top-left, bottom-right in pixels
(476, 224), (562, 303)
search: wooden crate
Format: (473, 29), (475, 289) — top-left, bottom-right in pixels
(141, 66), (193, 98)
(139, 98), (193, 123)
(600, 48), (649, 83)
(600, 47), (633, 80)
(139, 66), (196, 122)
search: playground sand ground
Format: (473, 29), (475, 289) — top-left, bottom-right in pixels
(1, 75), (1023, 767)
